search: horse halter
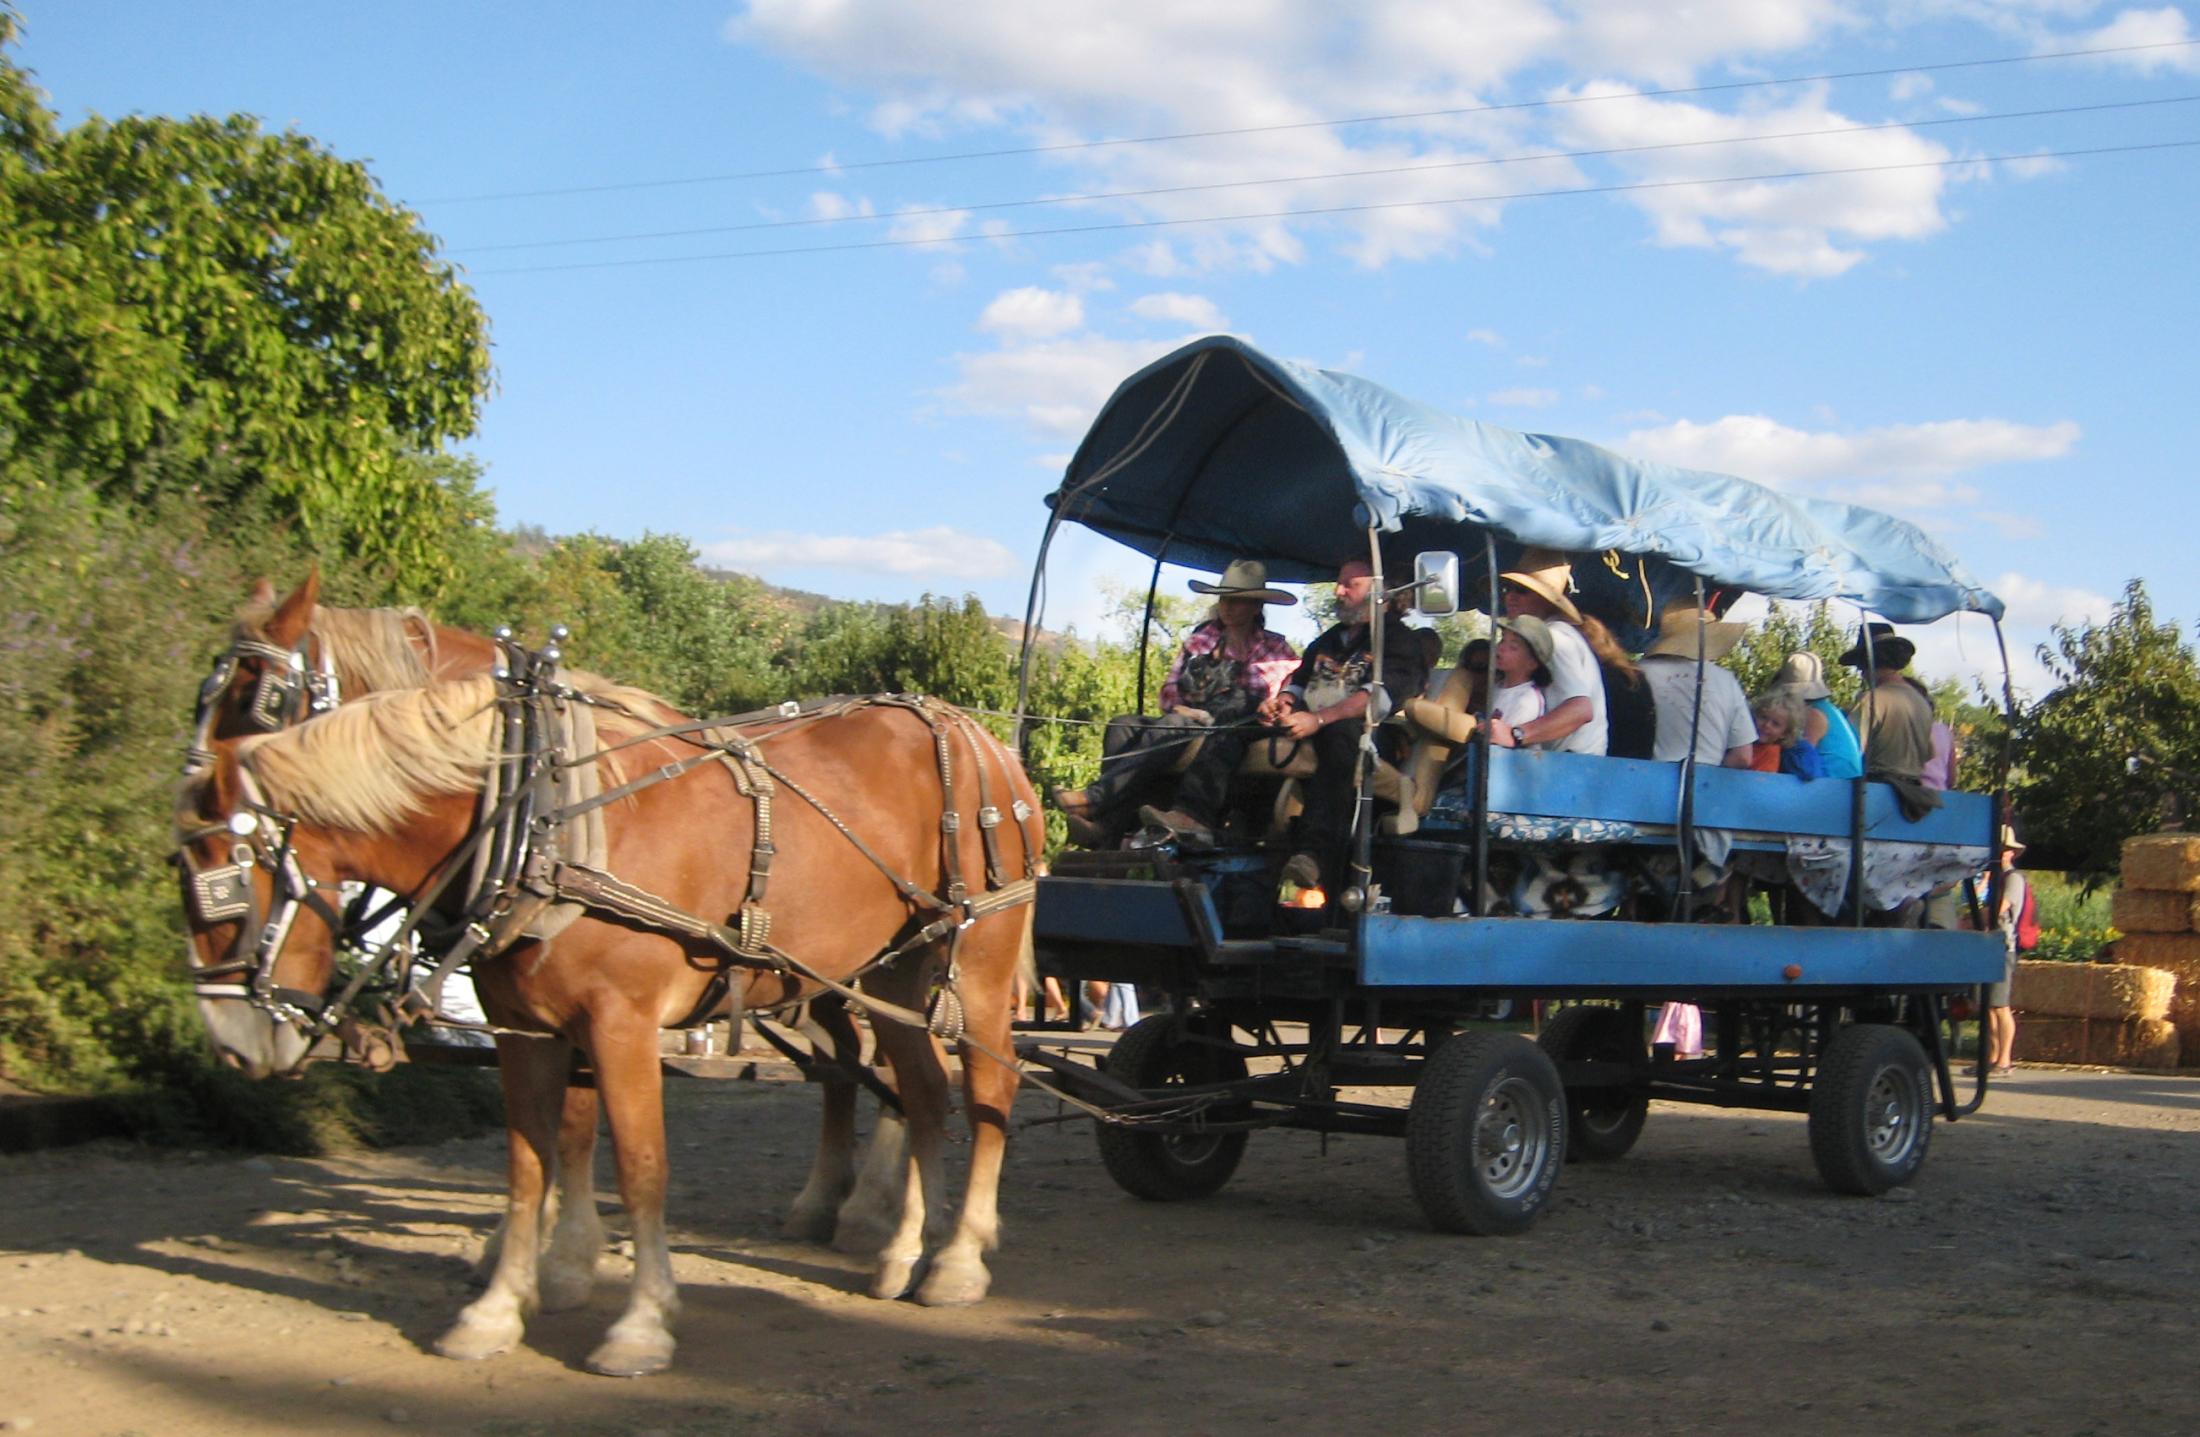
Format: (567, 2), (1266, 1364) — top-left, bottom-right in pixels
(176, 764), (348, 1032)
(184, 635), (342, 777)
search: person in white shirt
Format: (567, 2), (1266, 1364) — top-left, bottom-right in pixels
(1484, 615), (1553, 749)
(1496, 548), (1607, 755)
(1638, 605), (1756, 769)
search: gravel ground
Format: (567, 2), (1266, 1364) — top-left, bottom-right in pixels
(3, 1058), (2198, 1437)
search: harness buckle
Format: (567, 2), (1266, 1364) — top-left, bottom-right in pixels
(940, 811), (961, 834)
(978, 806), (1001, 830)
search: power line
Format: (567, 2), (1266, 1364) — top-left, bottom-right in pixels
(454, 93), (2200, 254)
(422, 36), (2200, 206)
(471, 136), (2200, 275)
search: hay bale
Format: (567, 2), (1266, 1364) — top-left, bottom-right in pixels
(2110, 887), (2198, 934)
(2012, 960), (2174, 1021)
(2111, 932), (2200, 987)
(2013, 1017), (2180, 1068)
(2121, 834), (2200, 891)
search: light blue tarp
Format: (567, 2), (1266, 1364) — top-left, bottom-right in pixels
(1048, 336), (2002, 624)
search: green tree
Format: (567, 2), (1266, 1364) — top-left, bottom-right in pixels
(0, 19), (491, 580)
(2012, 580), (2200, 884)
(1720, 600), (1859, 708)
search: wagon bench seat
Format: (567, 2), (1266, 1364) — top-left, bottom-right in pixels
(1423, 747), (1994, 852)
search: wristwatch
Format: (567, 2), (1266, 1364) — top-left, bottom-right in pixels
(1509, 724), (1526, 746)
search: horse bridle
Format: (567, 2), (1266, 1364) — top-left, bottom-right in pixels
(184, 634), (342, 777)
(176, 763), (352, 1033)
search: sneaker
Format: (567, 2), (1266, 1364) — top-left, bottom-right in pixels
(1279, 852), (1322, 891)
(1137, 805), (1215, 848)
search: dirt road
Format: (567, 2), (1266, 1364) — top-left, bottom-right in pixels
(4, 1059), (2197, 1437)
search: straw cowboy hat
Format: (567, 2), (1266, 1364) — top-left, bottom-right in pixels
(1498, 547), (1582, 625)
(1495, 614), (1556, 670)
(1642, 604), (1748, 662)
(1770, 651), (1834, 702)
(1187, 558), (1296, 606)
(2001, 825), (2025, 853)
(1837, 622), (1915, 671)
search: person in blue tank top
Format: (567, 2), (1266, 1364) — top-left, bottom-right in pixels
(1767, 651), (1862, 779)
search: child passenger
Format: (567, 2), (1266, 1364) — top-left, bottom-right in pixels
(1751, 690), (1826, 778)
(1485, 615), (1554, 750)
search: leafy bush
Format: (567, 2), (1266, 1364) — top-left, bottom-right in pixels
(2025, 872), (2119, 963)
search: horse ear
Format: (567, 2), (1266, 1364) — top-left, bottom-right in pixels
(269, 570), (321, 645)
(249, 579), (277, 606)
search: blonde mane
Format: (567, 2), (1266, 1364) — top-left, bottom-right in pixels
(235, 599), (435, 693)
(233, 674), (690, 834)
(237, 677), (501, 833)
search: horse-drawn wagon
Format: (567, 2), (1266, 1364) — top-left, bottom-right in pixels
(1015, 336), (2012, 1235)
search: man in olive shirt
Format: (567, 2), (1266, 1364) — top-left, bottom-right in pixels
(1840, 623), (1935, 783)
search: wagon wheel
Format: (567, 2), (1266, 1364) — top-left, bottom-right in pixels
(1094, 1014), (1251, 1202)
(1406, 1032), (1566, 1235)
(1808, 1023), (1934, 1195)
(1536, 1005), (1648, 1162)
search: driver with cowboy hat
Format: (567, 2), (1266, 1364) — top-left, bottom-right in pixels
(1053, 558), (1298, 848)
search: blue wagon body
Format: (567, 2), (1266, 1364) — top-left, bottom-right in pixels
(1019, 338), (2019, 1226)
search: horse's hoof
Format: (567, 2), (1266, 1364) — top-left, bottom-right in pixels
(538, 1267), (597, 1313)
(434, 1315), (521, 1362)
(586, 1330), (675, 1378)
(867, 1256), (921, 1301)
(915, 1259), (991, 1308)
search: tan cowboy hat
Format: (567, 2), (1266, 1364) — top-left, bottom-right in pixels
(1770, 651), (1833, 701)
(2001, 825), (2025, 853)
(1494, 614), (1556, 670)
(1498, 546), (1582, 625)
(1643, 604), (1748, 662)
(1188, 558), (1296, 606)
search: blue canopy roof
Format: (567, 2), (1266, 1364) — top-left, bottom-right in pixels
(1048, 336), (2003, 626)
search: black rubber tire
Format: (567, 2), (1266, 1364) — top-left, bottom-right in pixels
(1094, 1014), (1251, 1201)
(1808, 1023), (1935, 1196)
(1537, 1005), (1649, 1163)
(1406, 1032), (1566, 1235)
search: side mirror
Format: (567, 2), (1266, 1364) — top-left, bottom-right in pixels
(1413, 551), (1459, 617)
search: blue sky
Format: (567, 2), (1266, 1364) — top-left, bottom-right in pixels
(19, 0), (2200, 697)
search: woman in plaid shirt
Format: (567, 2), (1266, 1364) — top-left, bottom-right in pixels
(1054, 559), (1297, 847)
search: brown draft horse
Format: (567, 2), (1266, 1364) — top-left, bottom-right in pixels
(193, 574), (912, 1259)
(177, 671), (1040, 1376)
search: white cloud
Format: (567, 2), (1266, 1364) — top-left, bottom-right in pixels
(1889, 72), (1934, 101)
(1489, 386), (1559, 407)
(1622, 413), (2081, 486)
(809, 190), (874, 220)
(1991, 570), (2116, 631)
(1546, 82), (1958, 276)
(1464, 328), (1505, 347)
(702, 525), (1021, 579)
(1129, 292), (1228, 329)
(1051, 261), (1116, 292)
(977, 285), (1085, 339)
(887, 206), (972, 245)
(727, 3), (2030, 280)
(1515, 354), (1550, 368)
(1563, 0), (1852, 85)
(2066, 6), (2200, 72)
(2001, 152), (2069, 180)
(938, 332), (1195, 437)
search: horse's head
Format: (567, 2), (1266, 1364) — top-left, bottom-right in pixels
(186, 572), (333, 776)
(174, 742), (346, 1078)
